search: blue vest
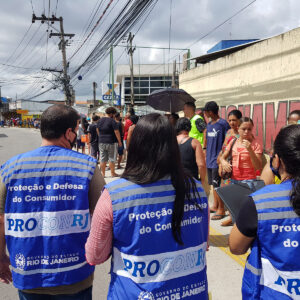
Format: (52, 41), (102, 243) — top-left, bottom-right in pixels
(106, 177), (209, 300)
(243, 180), (300, 299)
(1, 146), (96, 290)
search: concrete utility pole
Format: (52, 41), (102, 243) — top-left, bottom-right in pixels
(172, 60), (177, 88)
(127, 33), (135, 106)
(32, 14), (75, 106)
(93, 82), (97, 107)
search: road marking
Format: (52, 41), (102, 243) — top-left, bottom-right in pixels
(209, 226), (249, 267)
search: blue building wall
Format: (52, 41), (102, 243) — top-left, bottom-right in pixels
(207, 39), (258, 53)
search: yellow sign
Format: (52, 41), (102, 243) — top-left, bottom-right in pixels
(17, 110), (29, 114)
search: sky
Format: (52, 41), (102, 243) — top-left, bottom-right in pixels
(0, 0), (300, 102)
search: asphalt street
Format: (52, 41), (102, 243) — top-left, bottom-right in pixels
(0, 127), (245, 299)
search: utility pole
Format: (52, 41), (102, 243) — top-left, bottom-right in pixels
(127, 33), (135, 106)
(93, 82), (97, 107)
(172, 60), (176, 88)
(32, 14), (75, 106)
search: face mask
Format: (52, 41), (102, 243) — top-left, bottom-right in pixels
(270, 156), (281, 180)
(66, 129), (77, 149)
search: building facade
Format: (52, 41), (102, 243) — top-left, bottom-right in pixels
(179, 27), (300, 149)
(116, 64), (180, 106)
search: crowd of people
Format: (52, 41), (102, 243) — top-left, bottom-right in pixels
(0, 102), (300, 299)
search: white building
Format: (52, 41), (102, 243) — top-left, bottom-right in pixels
(115, 63), (182, 106)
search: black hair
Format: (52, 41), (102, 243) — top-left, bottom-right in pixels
(92, 115), (100, 122)
(115, 112), (120, 118)
(122, 113), (201, 244)
(129, 115), (139, 125)
(40, 104), (80, 139)
(228, 109), (242, 119)
(105, 107), (117, 115)
(274, 124), (300, 215)
(170, 113), (179, 120)
(184, 102), (196, 110)
(175, 117), (191, 135)
(289, 110), (300, 118)
(239, 117), (254, 126)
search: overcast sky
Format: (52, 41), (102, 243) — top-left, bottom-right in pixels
(0, 0), (299, 101)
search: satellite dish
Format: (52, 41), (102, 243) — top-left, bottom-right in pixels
(78, 75), (83, 80)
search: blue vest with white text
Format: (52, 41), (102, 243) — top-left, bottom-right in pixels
(243, 180), (300, 299)
(106, 177), (209, 300)
(1, 146), (96, 290)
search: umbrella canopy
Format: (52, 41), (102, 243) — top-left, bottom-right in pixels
(146, 88), (196, 113)
(216, 180), (265, 222)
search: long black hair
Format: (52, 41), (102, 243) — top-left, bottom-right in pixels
(122, 113), (201, 244)
(274, 124), (300, 215)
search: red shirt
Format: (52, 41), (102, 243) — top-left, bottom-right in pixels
(226, 139), (262, 180)
(123, 119), (133, 140)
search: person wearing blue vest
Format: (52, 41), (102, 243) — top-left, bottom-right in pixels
(229, 124), (300, 299)
(0, 104), (105, 299)
(85, 113), (209, 299)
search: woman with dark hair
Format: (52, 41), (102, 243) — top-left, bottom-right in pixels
(229, 124), (300, 299)
(85, 113), (209, 299)
(176, 117), (206, 182)
(220, 117), (262, 191)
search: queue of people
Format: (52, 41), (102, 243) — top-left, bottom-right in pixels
(0, 102), (299, 299)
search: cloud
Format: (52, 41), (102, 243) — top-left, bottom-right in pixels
(0, 0), (300, 101)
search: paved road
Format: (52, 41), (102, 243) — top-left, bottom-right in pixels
(0, 127), (245, 299)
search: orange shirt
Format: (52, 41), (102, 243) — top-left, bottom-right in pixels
(226, 138), (262, 180)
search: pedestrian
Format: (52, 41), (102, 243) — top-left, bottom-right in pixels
(217, 109), (242, 226)
(88, 115), (100, 160)
(203, 101), (230, 220)
(184, 101), (207, 147)
(176, 117), (206, 183)
(126, 115), (139, 149)
(0, 104), (105, 299)
(96, 107), (122, 177)
(229, 124), (300, 299)
(114, 112), (124, 169)
(287, 109), (300, 124)
(123, 111), (133, 156)
(220, 117), (262, 190)
(85, 113), (209, 299)
(76, 120), (86, 154)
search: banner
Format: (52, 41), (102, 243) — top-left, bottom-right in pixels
(102, 82), (121, 106)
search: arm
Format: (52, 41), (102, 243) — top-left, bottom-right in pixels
(219, 148), (232, 173)
(229, 224), (254, 255)
(242, 140), (262, 171)
(88, 166), (106, 214)
(85, 189), (113, 265)
(202, 129), (207, 149)
(192, 139), (206, 183)
(126, 126), (134, 149)
(114, 130), (122, 147)
(0, 214), (12, 284)
(96, 128), (100, 137)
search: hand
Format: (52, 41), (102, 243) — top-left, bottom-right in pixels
(221, 160), (232, 173)
(118, 142), (122, 147)
(0, 254), (12, 284)
(242, 139), (251, 151)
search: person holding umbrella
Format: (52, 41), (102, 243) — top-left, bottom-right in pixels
(229, 124), (300, 299)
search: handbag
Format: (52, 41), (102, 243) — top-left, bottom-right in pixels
(221, 138), (237, 180)
(81, 134), (90, 143)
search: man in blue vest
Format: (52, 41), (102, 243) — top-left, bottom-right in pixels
(0, 104), (105, 299)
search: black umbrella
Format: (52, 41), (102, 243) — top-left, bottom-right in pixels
(216, 180), (265, 222)
(146, 88), (196, 113)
